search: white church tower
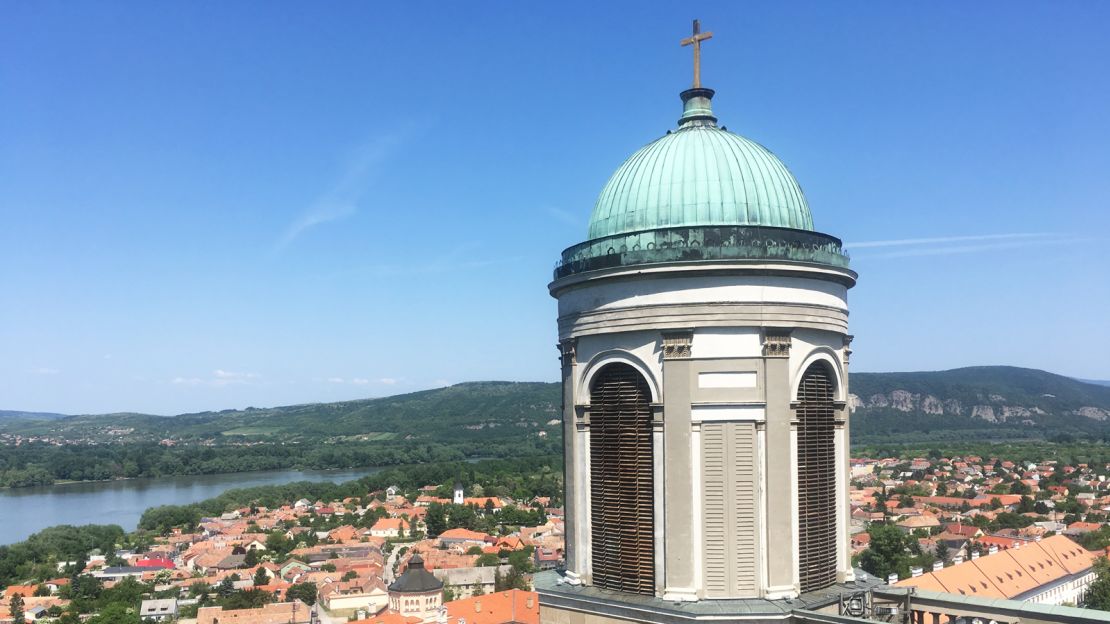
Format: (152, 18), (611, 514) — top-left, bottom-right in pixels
(538, 21), (857, 623)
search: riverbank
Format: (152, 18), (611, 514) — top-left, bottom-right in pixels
(0, 466), (386, 545)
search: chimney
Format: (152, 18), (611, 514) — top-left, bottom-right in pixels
(911, 567), (923, 578)
(526, 597), (534, 609)
(887, 573), (899, 585)
(933, 560), (944, 572)
(474, 600), (482, 613)
(954, 555), (964, 564)
(988, 545), (999, 555)
(971, 550), (979, 560)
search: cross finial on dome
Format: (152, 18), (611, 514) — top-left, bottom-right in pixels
(680, 19), (713, 89)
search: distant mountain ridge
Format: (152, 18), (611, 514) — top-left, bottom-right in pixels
(0, 410), (68, 420)
(848, 366), (1110, 444)
(3, 368), (1110, 445)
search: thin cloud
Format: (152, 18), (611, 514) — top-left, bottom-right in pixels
(377, 377), (398, 385)
(844, 233), (1050, 249)
(172, 370), (261, 387)
(858, 236), (1095, 259)
(214, 369), (260, 380)
(276, 133), (406, 250)
(171, 377), (204, 386)
(30, 367), (60, 375)
(546, 206), (583, 228)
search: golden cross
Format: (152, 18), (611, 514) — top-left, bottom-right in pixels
(680, 19), (713, 89)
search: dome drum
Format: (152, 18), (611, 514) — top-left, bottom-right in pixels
(554, 224), (850, 280)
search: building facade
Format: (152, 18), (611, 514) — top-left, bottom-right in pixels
(543, 66), (856, 617)
(388, 554), (444, 623)
(537, 24), (1110, 624)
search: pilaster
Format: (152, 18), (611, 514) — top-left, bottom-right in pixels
(661, 331), (696, 601)
(558, 339), (583, 584)
(838, 334), (854, 582)
(762, 330), (797, 599)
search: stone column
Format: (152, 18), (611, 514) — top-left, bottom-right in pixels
(762, 331), (796, 598)
(661, 331), (696, 601)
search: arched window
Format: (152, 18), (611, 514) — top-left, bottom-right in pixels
(796, 361), (838, 592)
(589, 362), (655, 595)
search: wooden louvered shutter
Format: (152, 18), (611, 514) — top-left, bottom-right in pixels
(731, 423), (759, 594)
(702, 422), (759, 598)
(702, 424), (729, 596)
(589, 363), (655, 595)
(797, 363), (837, 592)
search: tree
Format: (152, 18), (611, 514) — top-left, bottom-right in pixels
(1017, 496), (1036, 514)
(244, 548), (259, 567)
(934, 540), (950, 563)
(425, 504), (448, 538)
(220, 588), (273, 610)
(859, 524), (909, 581)
(1086, 557), (1110, 610)
(253, 567), (269, 587)
(86, 603), (139, 624)
(217, 576), (235, 598)
(287, 582), (317, 606)
(341, 570), (358, 582)
(9, 593), (24, 623)
(475, 553), (501, 567)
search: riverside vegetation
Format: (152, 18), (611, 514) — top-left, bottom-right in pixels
(0, 456), (562, 589)
(2, 368), (1110, 488)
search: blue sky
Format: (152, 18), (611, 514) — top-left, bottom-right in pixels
(2, 2), (1108, 415)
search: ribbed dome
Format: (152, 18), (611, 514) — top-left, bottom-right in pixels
(587, 89), (813, 240)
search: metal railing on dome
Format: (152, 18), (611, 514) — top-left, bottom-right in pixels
(554, 225), (850, 279)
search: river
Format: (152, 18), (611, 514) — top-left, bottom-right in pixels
(0, 467), (385, 545)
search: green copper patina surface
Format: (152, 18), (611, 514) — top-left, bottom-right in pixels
(587, 88), (814, 240)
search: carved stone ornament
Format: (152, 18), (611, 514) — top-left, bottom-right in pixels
(762, 332), (791, 358)
(558, 339), (577, 367)
(661, 331), (693, 359)
(842, 334), (854, 365)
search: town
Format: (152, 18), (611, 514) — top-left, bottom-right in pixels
(0, 481), (563, 624)
(848, 453), (1110, 606)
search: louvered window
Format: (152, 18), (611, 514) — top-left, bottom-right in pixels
(797, 362), (837, 592)
(589, 363), (655, 595)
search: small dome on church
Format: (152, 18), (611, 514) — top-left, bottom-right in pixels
(587, 88), (814, 240)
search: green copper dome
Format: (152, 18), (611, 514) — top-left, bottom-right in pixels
(587, 88), (813, 240)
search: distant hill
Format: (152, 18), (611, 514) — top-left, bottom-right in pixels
(849, 366), (1110, 445)
(0, 410), (68, 420)
(3, 368), (1110, 446)
(0, 382), (562, 445)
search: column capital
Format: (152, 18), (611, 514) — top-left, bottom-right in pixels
(558, 338), (577, 368)
(762, 330), (792, 358)
(661, 331), (693, 359)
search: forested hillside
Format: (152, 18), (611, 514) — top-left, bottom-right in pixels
(3, 368), (1109, 486)
(849, 366), (1110, 444)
